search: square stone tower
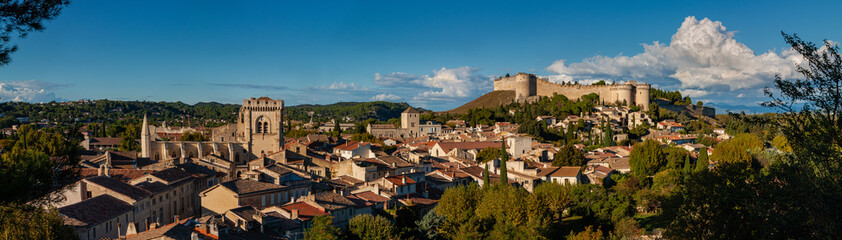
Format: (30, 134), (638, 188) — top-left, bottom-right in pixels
(401, 107), (420, 138)
(238, 97), (284, 157)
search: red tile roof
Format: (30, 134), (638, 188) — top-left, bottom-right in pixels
(536, 167), (581, 177)
(281, 202), (328, 221)
(436, 141), (500, 153)
(78, 169), (155, 181)
(385, 175), (416, 186)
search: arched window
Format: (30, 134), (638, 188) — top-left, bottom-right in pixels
(255, 116), (269, 133)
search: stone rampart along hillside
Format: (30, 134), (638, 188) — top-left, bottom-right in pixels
(444, 90), (516, 114)
(492, 72), (650, 110)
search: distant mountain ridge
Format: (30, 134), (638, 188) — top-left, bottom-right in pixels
(0, 100), (421, 128)
(286, 101), (423, 122)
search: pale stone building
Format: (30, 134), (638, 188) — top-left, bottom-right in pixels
(367, 107), (422, 139)
(141, 97), (286, 176)
(494, 72), (650, 110)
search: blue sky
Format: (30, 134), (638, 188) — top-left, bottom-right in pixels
(1, 0), (840, 112)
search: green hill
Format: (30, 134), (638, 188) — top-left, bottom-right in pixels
(0, 100), (419, 128)
(444, 90), (515, 114)
(286, 101), (420, 122)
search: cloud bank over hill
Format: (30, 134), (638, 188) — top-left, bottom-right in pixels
(0, 80), (67, 103)
(546, 16), (805, 111)
(373, 66), (494, 108)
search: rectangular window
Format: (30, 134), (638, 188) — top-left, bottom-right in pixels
(270, 194), (275, 204)
(261, 196), (265, 206)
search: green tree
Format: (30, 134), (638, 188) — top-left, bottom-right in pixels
(475, 147), (502, 163)
(682, 154), (692, 176)
(662, 162), (758, 239)
(532, 182), (571, 219)
(628, 123), (650, 139)
(695, 148), (709, 172)
(348, 214), (396, 240)
(351, 133), (379, 144)
(648, 103), (660, 121)
(629, 140), (665, 178)
(553, 144), (585, 167)
(753, 33), (842, 236)
(483, 163), (490, 186)
(517, 120), (546, 140)
(772, 135), (792, 152)
(0, 203), (78, 240)
(435, 184), (485, 238)
(499, 141), (508, 184)
(1, 125), (80, 203)
(416, 209), (445, 240)
(663, 146), (690, 170)
(710, 133), (762, 165)
(0, 0), (69, 66)
(179, 131), (208, 141)
(306, 215), (340, 240)
(333, 121), (341, 132)
(119, 123), (140, 151)
(602, 122), (614, 147)
(567, 226), (603, 240)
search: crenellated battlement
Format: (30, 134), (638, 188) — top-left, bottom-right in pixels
(494, 73), (650, 110)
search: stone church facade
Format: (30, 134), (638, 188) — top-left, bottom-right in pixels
(141, 97), (286, 167)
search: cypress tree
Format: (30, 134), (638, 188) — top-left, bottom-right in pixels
(683, 154), (692, 175)
(333, 121), (341, 132)
(603, 122), (615, 146)
(499, 140), (508, 185)
(483, 163), (490, 186)
(695, 148), (709, 172)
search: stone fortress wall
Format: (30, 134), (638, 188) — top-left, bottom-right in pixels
(494, 73), (650, 111)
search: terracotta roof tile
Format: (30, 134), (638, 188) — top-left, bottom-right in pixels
(59, 195), (133, 226)
(219, 179), (285, 195)
(84, 176), (151, 201)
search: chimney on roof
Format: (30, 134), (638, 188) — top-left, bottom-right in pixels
(191, 232), (199, 240)
(174, 215), (179, 223)
(126, 222), (137, 236)
(291, 209), (299, 219)
(402, 177), (406, 185)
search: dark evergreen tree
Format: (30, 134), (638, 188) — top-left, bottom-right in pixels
(499, 140), (508, 184)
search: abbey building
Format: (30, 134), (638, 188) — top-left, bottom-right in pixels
(141, 97), (286, 167)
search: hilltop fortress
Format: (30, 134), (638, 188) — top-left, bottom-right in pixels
(494, 73), (651, 110)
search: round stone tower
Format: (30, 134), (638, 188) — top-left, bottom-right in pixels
(609, 84), (634, 106)
(514, 73), (536, 102)
(634, 83), (650, 111)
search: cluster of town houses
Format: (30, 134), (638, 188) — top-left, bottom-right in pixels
(42, 97), (727, 240)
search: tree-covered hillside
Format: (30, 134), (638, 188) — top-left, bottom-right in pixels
(0, 100), (419, 128)
(286, 101), (421, 122)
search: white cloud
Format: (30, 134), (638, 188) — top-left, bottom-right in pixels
(679, 89), (709, 98)
(546, 16), (803, 104)
(369, 93), (402, 101)
(322, 82), (368, 90)
(0, 80), (65, 103)
(374, 66), (493, 103)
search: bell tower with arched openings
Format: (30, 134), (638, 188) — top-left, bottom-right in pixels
(238, 97), (284, 157)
